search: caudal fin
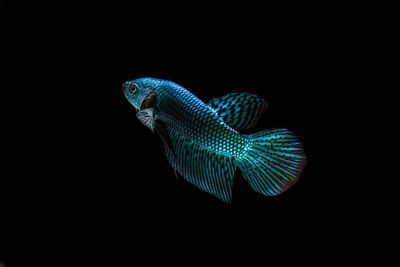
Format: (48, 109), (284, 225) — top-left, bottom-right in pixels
(238, 128), (306, 196)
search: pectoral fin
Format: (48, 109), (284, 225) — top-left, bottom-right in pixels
(137, 108), (155, 132)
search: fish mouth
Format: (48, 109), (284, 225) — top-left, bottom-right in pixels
(140, 90), (156, 110)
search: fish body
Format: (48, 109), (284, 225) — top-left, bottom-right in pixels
(123, 78), (306, 203)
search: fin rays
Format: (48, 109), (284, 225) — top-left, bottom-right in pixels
(208, 93), (267, 130)
(163, 127), (236, 203)
(238, 128), (306, 196)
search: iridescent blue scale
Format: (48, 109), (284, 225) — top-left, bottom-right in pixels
(154, 79), (250, 159)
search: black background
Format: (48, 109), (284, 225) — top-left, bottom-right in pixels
(1, 2), (398, 266)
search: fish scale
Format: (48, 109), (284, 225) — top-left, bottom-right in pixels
(123, 78), (306, 203)
(154, 79), (250, 159)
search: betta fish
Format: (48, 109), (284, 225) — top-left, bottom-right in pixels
(123, 77), (306, 203)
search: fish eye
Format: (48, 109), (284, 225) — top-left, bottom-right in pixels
(128, 83), (138, 94)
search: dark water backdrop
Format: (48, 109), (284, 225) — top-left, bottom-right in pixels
(1, 1), (397, 266)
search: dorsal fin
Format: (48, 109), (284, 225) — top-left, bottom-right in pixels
(208, 93), (267, 130)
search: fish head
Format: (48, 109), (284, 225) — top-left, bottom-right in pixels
(123, 78), (160, 131)
(122, 78), (158, 111)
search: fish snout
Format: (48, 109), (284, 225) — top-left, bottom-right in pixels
(122, 81), (128, 93)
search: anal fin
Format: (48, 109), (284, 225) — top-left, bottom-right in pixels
(162, 127), (237, 203)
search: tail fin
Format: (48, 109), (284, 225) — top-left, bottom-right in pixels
(238, 128), (306, 196)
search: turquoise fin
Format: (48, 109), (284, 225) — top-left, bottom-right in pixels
(208, 93), (267, 130)
(238, 128), (306, 196)
(163, 127), (237, 203)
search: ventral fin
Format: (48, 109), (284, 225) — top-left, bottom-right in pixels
(163, 127), (237, 203)
(155, 121), (179, 181)
(155, 121), (177, 159)
(208, 93), (267, 130)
